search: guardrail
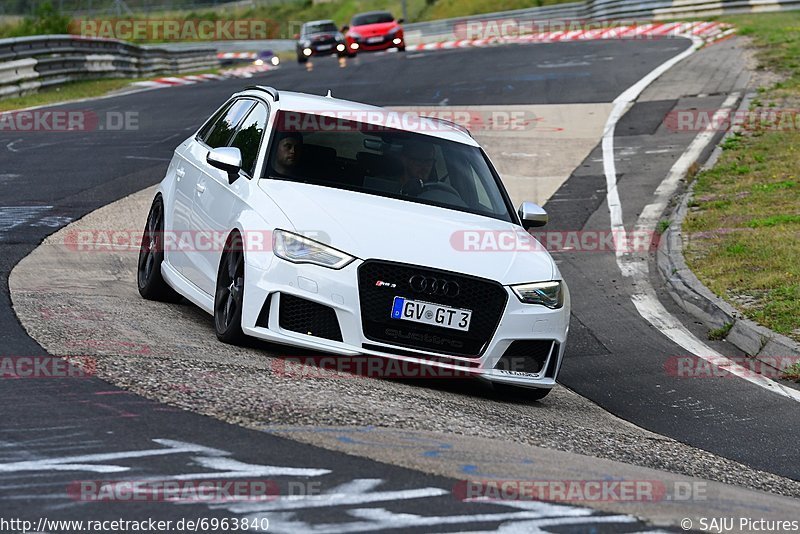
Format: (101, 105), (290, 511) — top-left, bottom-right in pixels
(404, 0), (800, 41)
(0, 35), (217, 99)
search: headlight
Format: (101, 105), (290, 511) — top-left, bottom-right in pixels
(301, 40), (311, 47)
(349, 32), (362, 40)
(336, 32), (345, 40)
(511, 281), (563, 309)
(273, 230), (355, 270)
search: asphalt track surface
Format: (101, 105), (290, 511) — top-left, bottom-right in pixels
(0, 38), (797, 529)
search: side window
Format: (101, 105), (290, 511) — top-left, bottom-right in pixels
(229, 103), (269, 178)
(203, 99), (255, 149)
(197, 102), (231, 142)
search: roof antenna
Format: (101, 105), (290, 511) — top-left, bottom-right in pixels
(326, 89), (333, 98)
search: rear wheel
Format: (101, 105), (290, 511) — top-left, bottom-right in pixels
(214, 233), (246, 344)
(137, 196), (181, 302)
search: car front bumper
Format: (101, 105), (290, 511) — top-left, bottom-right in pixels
(241, 257), (569, 389)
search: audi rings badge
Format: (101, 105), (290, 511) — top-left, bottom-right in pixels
(409, 275), (460, 298)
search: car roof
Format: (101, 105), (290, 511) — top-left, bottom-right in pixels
(238, 88), (478, 146)
(303, 20), (336, 27)
(352, 11), (394, 19)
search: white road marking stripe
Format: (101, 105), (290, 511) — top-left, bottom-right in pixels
(0, 206), (53, 236)
(601, 38), (800, 401)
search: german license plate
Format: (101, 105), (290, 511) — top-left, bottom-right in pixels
(317, 44), (332, 51)
(390, 297), (472, 332)
(367, 36), (383, 43)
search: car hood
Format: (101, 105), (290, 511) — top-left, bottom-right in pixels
(350, 22), (398, 36)
(260, 181), (555, 285)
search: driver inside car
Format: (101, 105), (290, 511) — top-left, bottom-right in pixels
(398, 140), (436, 196)
(270, 131), (305, 177)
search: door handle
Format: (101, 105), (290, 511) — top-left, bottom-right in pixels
(195, 182), (206, 194)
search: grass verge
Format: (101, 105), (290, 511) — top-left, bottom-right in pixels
(1, 0), (581, 40)
(0, 78), (138, 112)
(683, 12), (800, 343)
(0, 68), (219, 112)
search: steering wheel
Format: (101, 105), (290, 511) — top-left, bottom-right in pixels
(421, 181), (461, 196)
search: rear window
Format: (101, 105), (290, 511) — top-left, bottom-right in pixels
(352, 12), (394, 26)
(262, 111), (514, 223)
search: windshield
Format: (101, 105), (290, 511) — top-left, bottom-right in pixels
(263, 111), (514, 223)
(351, 12), (394, 26)
(303, 22), (338, 35)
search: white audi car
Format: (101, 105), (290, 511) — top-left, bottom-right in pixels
(138, 87), (569, 398)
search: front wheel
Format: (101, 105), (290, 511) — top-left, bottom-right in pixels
(214, 233), (246, 344)
(137, 196), (181, 302)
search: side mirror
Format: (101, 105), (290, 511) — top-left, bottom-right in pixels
(207, 147), (242, 184)
(294, 33), (300, 40)
(397, 18), (405, 24)
(518, 201), (548, 229)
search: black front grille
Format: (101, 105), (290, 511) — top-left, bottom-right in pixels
(278, 293), (343, 342)
(358, 260), (508, 357)
(495, 340), (554, 374)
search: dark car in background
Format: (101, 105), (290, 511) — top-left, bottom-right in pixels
(295, 20), (347, 63)
(343, 11), (405, 55)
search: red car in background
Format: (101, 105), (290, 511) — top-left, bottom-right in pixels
(343, 11), (405, 56)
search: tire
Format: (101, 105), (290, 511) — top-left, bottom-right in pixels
(137, 196), (181, 302)
(214, 233), (246, 344)
(297, 55), (307, 63)
(493, 384), (551, 401)
(398, 46), (406, 52)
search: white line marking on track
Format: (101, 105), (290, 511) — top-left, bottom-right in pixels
(601, 38), (800, 402)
